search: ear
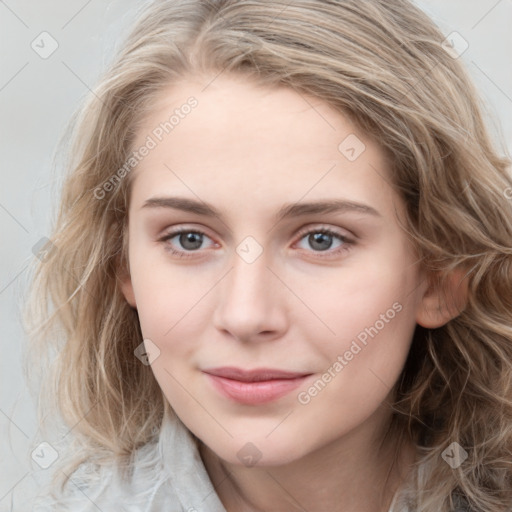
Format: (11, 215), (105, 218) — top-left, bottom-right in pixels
(116, 254), (137, 309)
(416, 267), (469, 329)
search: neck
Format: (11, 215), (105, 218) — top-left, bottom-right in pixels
(198, 413), (416, 512)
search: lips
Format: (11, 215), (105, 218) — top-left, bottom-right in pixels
(202, 366), (313, 405)
(202, 366), (310, 382)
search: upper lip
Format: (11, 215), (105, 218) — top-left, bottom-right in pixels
(202, 366), (311, 382)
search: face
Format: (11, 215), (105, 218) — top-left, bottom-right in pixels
(120, 73), (431, 467)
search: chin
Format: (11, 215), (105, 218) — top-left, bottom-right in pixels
(205, 435), (310, 469)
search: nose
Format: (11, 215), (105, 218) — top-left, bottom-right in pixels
(212, 247), (289, 343)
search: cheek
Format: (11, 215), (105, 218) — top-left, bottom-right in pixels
(304, 247), (416, 337)
(135, 285), (204, 361)
(301, 247), (419, 384)
(128, 239), (211, 340)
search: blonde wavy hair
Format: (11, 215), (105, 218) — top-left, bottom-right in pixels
(23, 0), (512, 510)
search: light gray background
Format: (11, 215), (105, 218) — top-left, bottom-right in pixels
(1, 0), (512, 506)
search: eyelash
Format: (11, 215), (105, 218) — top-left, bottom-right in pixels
(158, 226), (354, 260)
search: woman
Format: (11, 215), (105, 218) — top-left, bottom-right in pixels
(22, 1), (512, 510)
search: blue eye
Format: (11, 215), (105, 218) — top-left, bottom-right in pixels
(159, 229), (214, 258)
(158, 226), (353, 259)
(294, 227), (353, 258)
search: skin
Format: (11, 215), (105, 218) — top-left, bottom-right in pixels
(119, 73), (465, 511)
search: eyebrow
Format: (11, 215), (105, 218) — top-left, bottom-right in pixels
(141, 196), (382, 221)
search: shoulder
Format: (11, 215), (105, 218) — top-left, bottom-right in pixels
(24, 441), (182, 512)
(388, 459), (475, 512)
(13, 414), (225, 512)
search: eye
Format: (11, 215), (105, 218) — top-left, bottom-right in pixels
(294, 226), (353, 258)
(158, 228), (215, 258)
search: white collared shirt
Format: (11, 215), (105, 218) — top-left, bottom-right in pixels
(10, 412), (420, 512)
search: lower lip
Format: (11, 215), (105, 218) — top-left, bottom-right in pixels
(204, 373), (311, 405)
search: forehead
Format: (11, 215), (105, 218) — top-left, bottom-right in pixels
(128, 74), (399, 219)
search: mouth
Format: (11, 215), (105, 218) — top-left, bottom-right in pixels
(202, 366), (313, 405)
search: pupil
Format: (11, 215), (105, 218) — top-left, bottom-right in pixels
(310, 233), (332, 251)
(181, 232), (202, 250)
